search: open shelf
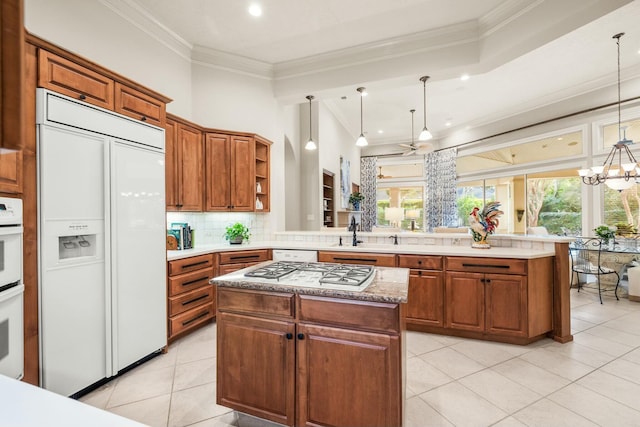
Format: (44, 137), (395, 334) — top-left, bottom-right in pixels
(322, 169), (335, 227)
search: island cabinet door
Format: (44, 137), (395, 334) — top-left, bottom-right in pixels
(485, 273), (527, 337)
(216, 312), (295, 426)
(445, 272), (485, 332)
(296, 324), (401, 427)
(406, 269), (444, 327)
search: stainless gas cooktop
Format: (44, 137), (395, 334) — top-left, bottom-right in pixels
(244, 261), (375, 291)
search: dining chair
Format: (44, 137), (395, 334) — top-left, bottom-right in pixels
(569, 237), (620, 304)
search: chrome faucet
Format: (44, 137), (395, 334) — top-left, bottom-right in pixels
(389, 234), (398, 245)
(349, 215), (363, 247)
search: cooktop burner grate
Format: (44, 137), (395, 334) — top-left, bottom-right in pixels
(244, 261), (374, 287)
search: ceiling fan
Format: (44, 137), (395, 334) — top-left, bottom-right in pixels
(377, 166), (390, 179)
(399, 141), (434, 156)
(399, 109), (434, 156)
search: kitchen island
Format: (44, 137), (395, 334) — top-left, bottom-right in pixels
(212, 262), (409, 427)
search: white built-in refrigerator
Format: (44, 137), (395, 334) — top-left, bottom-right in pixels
(37, 89), (167, 396)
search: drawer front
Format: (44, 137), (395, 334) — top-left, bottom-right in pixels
(169, 267), (214, 296)
(446, 257), (526, 275)
(169, 254), (214, 275)
(218, 249), (270, 265)
(38, 50), (114, 110)
(317, 251), (396, 267)
(217, 287), (294, 319)
(114, 82), (165, 127)
(398, 255), (442, 270)
(217, 263), (246, 276)
(170, 304), (214, 337)
(298, 295), (400, 334)
(169, 284), (214, 316)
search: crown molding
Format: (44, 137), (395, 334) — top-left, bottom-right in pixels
(191, 45), (274, 79)
(273, 20), (479, 81)
(479, 0), (544, 37)
(99, 0), (192, 60)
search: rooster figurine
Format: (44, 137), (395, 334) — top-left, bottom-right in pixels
(468, 202), (504, 248)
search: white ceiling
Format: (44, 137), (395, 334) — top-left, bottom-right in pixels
(121, 0), (640, 151)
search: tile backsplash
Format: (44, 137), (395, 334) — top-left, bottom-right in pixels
(167, 212), (272, 245)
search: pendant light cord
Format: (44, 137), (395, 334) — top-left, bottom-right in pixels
(423, 79), (427, 127)
(360, 92), (364, 134)
(410, 109), (415, 144)
(615, 32), (624, 142)
(309, 96), (313, 139)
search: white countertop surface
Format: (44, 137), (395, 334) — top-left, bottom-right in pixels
(168, 240), (558, 261)
(0, 375), (146, 427)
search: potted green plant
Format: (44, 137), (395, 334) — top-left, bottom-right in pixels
(348, 192), (365, 211)
(224, 222), (250, 245)
(594, 224), (616, 245)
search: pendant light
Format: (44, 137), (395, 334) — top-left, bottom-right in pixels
(578, 32), (638, 191)
(304, 95), (317, 150)
(356, 87), (368, 147)
(418, 76), (433, 141)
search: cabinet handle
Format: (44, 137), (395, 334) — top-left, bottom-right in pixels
(418, 271), (422, 277)
(182, 311), (209, 326)
(418, 260), (422, 264)
(462, 263), (510, 269)
(181, 294), (209, 306)
(229, 255), (260, 261)
(286, 333), (293, 340)
(182, 260), (209, 269)
(79, 94), (86, 100)
(297, 333), (304, 340)
(181, 276), (209, 287)
(486, 279), (491, 283)
(480, 278), (485, 283)
(333, 257), (375, 264)
(141, 116), (147, 121)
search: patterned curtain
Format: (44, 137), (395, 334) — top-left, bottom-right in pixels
(360, 157), (377, 231)
(424, 148), (457, 231)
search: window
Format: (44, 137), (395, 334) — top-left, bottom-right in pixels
(375, 160), (424, 231)
(456, 131), (583, 235)
(603, 186), (640, 231)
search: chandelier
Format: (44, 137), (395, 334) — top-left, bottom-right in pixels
(579, 32), (638, 191)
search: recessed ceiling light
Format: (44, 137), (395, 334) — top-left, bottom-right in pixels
(445, 121), (452, 127)
(557, 137), (563, 141)
(378, 130), (384, 134)
(460, 74), (470, 81)
(248, 4), (262, 16)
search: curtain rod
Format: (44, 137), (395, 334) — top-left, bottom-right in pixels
(361, 95), (640, 158)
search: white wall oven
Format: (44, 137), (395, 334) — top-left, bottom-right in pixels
(0, 196), (24, 379)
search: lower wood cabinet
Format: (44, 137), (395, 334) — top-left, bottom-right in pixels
(167, 254), (215, 341)
(317, 250), (396, 266)
(216, 249), (271, 275)
(444, 256), (553, 343)
(399, 255), (444, 328)
(216, 287), (403, 427)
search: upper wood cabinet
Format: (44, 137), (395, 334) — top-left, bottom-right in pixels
(165, 116), (203, 211)
(32, 36), (171, 126)
(255, 136), (271, 212)
(205, 132), (255, 211)
(38, 50), (114, 110)
(114, 82), (165, 127)
(0, 0), (24, 151)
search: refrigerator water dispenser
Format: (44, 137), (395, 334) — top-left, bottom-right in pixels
(58, 235), (96, 260)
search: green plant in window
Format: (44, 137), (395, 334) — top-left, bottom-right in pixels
(594, 225), (616, 242)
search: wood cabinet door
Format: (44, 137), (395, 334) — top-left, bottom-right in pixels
(217, 312), (295, 427)
(445, 271), (485, 332)
(230, 135), (255, 211)
(406, 269), (444, 327)
(38, 50), (114, 110)
(297, 323), (401, 427)
(0, 0), (24, 151)
(0, 150), (22, 193)
(204, 133), (231, 211)
(114, 82), (165, 127)
(177, 124), (203, 211)
(485, 273), (527, 337)
(164, 119), (178, 210)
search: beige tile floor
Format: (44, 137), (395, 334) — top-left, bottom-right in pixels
(80, 288), (640, 427)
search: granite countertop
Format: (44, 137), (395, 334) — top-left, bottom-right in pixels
(211, 262), (410, 304)
(168, 239), (558, 261)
